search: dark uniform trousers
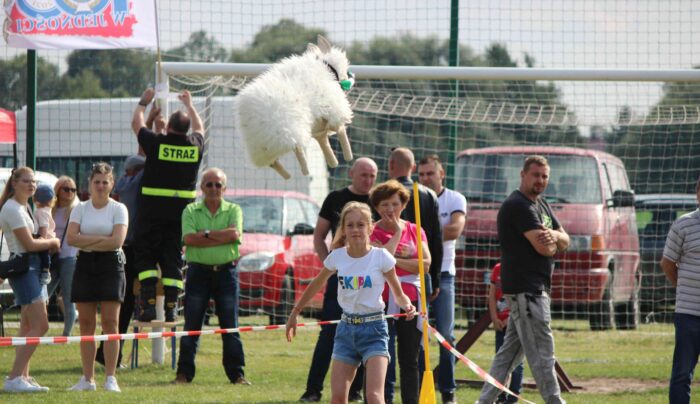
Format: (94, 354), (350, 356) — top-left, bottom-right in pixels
(134, 215), (184, 289)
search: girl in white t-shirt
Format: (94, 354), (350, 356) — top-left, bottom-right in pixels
(286, 201), (415, 404)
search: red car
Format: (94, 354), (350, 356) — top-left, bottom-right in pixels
(224, 189), (325, 325)
(454, 146), (640, 330)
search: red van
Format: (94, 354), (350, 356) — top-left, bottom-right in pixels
(454, 146), (640, 330)
(223, 189), (325, 325)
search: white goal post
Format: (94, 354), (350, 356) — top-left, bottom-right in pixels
(160, 61), (700, 332)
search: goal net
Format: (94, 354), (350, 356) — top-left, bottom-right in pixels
(165, 62), (700, 331)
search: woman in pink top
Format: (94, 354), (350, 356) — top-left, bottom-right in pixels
(369, 180), (431, 404)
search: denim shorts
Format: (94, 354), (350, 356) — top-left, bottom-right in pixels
(332, 313), (390, 367)
(8, 254), (47, 306)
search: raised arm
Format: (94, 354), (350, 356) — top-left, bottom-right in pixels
(145, 103), (166, 135)
(373, 214), (403, 256)
(132, 88), (155, 135)
(179, 90), (204, 135)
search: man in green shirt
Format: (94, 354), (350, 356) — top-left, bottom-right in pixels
(174, 167), (249, 385)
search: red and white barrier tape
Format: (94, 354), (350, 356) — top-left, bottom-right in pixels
(0, 313), (408, 347)
(1, 313), (534, 402)
(428, 325), (535, 404)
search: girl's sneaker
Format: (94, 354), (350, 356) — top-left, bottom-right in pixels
(69, 376), (96, 391)
(4, 376), (45, 393)
(25, 377), (49, 392)
(104, 376), (121, 393)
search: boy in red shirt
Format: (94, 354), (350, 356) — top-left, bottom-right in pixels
(488, 263), (525, 403)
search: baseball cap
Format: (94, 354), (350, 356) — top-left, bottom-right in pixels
(124, 154), (146, 171)
(34, 184), (55, 204)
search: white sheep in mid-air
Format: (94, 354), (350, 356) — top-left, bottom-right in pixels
(235, 35), (354, 179)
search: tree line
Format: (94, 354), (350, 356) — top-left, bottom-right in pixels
(0, 18), (697, 194)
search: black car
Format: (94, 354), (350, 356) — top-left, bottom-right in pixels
(635, 194), (697, 318)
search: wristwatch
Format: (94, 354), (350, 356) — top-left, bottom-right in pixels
(204, 230), (210, 238)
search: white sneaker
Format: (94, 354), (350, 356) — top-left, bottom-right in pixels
(3, 376), (45, 393)
(69, 376), (96, 391)
(24, 377), (49, 392)
(104, 376), (121, 393)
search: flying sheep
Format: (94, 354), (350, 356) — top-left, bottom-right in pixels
(234, 35), (354, 179)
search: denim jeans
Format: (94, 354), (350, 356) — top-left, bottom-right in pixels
(418, 274), (456, 393)
(496, 327), (524, 402)
(176, 263), (245, 382)
(304, 274), (364, 396)
(478, 292), (564, 404)
(433, 273), (456, 394)
(669, 313), (700, 404)
(47, 256), (77, 336)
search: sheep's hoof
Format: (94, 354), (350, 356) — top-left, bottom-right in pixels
(313, 132), (339, 168)
(294, 145), (310, 176)
(337, 126), (353, 161)
(270, 160), (291, 179)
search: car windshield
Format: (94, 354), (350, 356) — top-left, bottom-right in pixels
(455, 153), (602, 204)
(636, 203), (697, 239)
(225, 196), (283, 235)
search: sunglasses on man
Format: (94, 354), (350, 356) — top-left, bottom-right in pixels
(204, 182), (223, 189)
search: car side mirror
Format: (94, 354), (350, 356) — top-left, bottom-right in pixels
(608, 189), (635, 208)
(290, 223), (314, 236)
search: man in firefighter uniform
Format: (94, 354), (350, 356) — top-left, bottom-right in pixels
(131, 87), (205, 322)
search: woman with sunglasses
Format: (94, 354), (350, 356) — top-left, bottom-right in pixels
(46, 176), (80, 337)
(0, 167), (61, 393)
(66, 162), (128, 392)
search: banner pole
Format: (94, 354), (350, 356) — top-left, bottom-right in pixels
(413, 183), (437, 404)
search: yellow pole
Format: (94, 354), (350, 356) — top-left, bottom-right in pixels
(413, 183), (437, 404)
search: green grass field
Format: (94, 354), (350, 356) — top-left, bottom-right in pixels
(0, 316), (674, 403)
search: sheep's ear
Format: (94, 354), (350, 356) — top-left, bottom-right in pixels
(307, 43), (322, 55)
(317, 35), (332, 54)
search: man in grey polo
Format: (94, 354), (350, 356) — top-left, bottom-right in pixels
(661, 178), (700, 404)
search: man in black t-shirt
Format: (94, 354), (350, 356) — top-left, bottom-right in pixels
(299, 157), (378, 403)
(477, 155), (570, 404)
(130, 88), (205, 323)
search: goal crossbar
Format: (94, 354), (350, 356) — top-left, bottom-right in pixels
(162, 62), (700, 82)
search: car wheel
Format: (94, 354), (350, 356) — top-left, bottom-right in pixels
(589, 265), (614, 331)
(615, 275), (640, 330)
(269, 273), (294, 326)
